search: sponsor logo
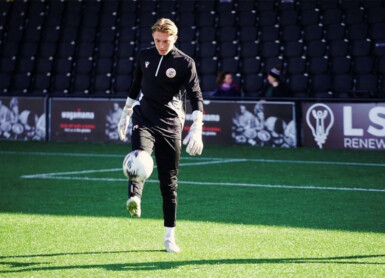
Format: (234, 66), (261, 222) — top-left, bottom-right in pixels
(306, 103), (334, 149)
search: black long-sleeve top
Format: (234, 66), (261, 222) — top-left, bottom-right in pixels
(128, 46), (203, 133)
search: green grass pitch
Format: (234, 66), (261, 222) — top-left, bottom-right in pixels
(1, 141), (385, 277)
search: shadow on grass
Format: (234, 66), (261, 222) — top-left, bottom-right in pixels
(0, 253), (384, 273)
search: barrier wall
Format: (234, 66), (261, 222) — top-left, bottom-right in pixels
(2, 96), (384, 151)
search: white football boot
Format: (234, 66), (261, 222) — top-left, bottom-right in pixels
(164, 239), (180, 253)
(126, 196), (141, 218)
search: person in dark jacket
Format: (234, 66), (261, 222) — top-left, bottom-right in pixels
(262, 66), (292, 98)
(118, 18), (204, 253)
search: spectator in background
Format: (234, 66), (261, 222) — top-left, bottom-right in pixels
(212, 71), (241, 97)
(261, 66), (292, 98)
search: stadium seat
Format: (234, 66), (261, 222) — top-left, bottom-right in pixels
(311, 74), (332, 97)
(198, 27), (216, 42)
(355, 74), (378, 97)
(75, 58), (94, 74)
(54, 58), (73, 74)
(303, 24), (324, 41)
(373, 40), (385, 57)
(77, 42), (95, 58)
(116, 58), (134, 74)
(325, 24), (346, 41)
(196, 0), (215, 12)
(332, 74), (354, 97)
(346, 23), (368, 41)
(199, 57), (218, 74)
(12, 73), (32, 94)
(35, 57), (54, 74)
(260, 25), (279, 42)
(242, 74), (264, 97)
(350, 39), (371, 57)
(321, 9), (342, 26)
(353, 56), (374, 74)
(281, 25), (301, 42)
(196, 11), (216, 27)
(0, 73), (11, 93)
(286, 57), (306, 74)
(217, 10), (236, 27)
(289, 73), (309, 97)
(95, 58), (113, 74)
(279, 10), (298, 26)
(306, 40), (327, 57)
(200, 74), (217, 93)
(97, 42), (115, 58)
(378, 57), (385, 74)
(178, 27), (196, 43)
(261, 41), (280, 58)
(115, 74), (132, 95)
(300, 9), (319, 26)
(79, 27), (97, 42)
(52, 73), (72, 95)
(366, 7), (385, 24)
(0, 57), (16, 73)
(329, 39), (349, 57)
(73, 74), (91, 94)
(344, 8), (365, 25)
(119, 27), (137, 42)
(308, 57), (329, 74)
(218, 27), (237, 43)
(16, 57), (35, 74)
(370, 23), (385, 40)
(240, 42), (259, 58)
(241, 57), (262, 75)
(259, 10), (277, 26)
(237, 11), (257, 27)
(239, 26), (258, 42)
(283, 41), (304, 58)
(94, 74), (112, 95)
(218, 41), (238, 58)
(197, 42), (217, 58)
(330, 56), (351, 74)
(220, 57), (239, 74)
(178, 42), (196, 57)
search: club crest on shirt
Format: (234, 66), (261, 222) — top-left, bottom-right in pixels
(166, 68), (176, 78)
(145, 61), (150, 69)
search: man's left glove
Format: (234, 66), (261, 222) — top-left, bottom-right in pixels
(183, 110), (203, 156)
(118, 97), (136, 141)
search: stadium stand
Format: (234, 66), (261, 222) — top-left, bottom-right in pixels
(0, 0), (384, 99)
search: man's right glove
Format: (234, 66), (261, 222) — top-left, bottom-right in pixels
(118, 97), (136, 141)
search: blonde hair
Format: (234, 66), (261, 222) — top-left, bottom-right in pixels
(151, 18), (178, 36)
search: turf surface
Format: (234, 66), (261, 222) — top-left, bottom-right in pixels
(1, 141), (384, 277)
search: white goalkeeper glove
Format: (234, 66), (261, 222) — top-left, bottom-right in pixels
(118, 97), (136, 141)
(183, 110), (203, 156)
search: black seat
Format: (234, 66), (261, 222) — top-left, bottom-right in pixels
(241, 57), (262, 75)
(281, 25), (301, 42)
(306, 41), (327, 57)
(330, 57), (351, 74)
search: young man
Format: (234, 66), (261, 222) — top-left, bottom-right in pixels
(118, 18), (204, 253)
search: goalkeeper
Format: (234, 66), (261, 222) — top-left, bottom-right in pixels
(118, 18), (204, 253)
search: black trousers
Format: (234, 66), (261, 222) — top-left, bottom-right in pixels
(128, 124), (181, 228)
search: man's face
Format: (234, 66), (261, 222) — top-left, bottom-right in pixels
(152, 31), (177, 56)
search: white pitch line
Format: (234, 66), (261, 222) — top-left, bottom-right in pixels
(20, 175), (385, 193)
(2, 150), (385, 167)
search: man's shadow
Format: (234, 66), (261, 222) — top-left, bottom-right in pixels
(0, 251), (384, 273)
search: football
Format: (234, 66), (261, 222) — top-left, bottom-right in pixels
(122, 150), (154, 181)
